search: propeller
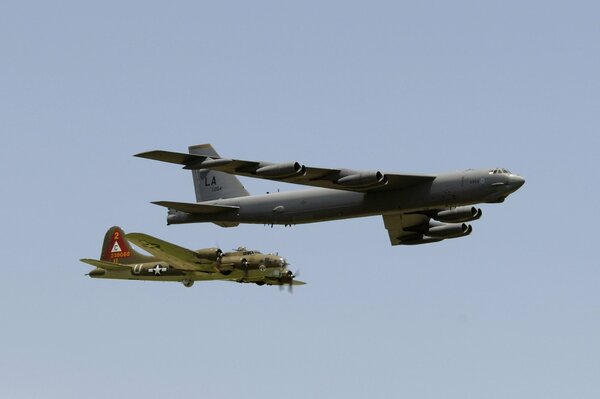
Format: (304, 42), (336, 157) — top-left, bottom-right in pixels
(280, 269), (299, 293)
(242, 258), (249, 280)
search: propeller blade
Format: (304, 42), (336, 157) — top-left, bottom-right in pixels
(242, 259), (249, 280)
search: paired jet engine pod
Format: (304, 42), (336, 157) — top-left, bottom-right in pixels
(336, 171), (388, 188)
(426, 222), (472, 239)
(435, 206), (482, 223)
(195, 248), (223, 261)
(255, 162), (306, 178)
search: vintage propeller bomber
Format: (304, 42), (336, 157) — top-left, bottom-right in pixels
(80, 227), (303, 288)
(135, 144), (525, 246)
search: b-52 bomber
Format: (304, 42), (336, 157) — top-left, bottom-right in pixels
(136, 144), (525, 246)
(80, 226), (302, 288)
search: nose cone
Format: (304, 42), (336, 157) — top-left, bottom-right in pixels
(508, 175), (525, 191)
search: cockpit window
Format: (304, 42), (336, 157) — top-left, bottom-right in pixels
(489, 168), (511, 175)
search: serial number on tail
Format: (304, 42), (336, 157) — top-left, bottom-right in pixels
(111, 251), (131, 259)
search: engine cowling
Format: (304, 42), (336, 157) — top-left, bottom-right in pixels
(336, 171), (388, 188)
(220, 256), (248, 268)
(435, 206), (482, 223)
(195, 248), (222, 261)
(217, 256), (248, 275)
(255, 162), (306, 178)
(426, 223), (472, 238)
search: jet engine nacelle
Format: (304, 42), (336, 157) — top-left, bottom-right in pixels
(255, 162), (306, 178)
(195, 248), (223, 261)
(336, 171), (388, 188)
(435, 206), (482, 223)
(427, 222), (472, 238)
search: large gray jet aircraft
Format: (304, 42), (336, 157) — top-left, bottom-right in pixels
(136, 144), (525, 245)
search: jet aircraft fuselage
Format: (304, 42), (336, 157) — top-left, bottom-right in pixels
(136, 145), (524, 245)
(166, 168), (524, 226)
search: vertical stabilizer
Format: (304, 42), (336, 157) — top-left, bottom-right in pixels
(189, 144), (250, 202)
(100, 226), (153, 264)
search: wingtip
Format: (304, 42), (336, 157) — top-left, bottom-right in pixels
(151, 201), (168, 207)
(133, 151), (153, 158)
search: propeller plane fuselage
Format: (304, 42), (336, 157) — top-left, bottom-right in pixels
(80, 227), (302, 288)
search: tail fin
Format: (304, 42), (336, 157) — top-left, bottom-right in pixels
(100, 226), (153, 264)
(189, 144), (250, 202)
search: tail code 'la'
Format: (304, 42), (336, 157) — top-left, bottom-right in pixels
(100, 226), (152, 264)
(189, 144), (250, 202)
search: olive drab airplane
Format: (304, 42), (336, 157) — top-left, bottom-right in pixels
(135, 144), (525, 246)
(80, 227), (303, 288)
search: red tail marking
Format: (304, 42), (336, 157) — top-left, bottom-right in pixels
(103, 230), (131, 261)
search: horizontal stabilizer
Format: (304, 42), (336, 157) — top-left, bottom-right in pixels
(152, 201), (239, 214)
(80, 258), (130, 271)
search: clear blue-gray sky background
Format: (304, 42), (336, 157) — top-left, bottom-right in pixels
(1, 1), (598, 398)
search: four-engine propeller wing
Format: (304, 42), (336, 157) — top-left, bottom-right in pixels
(125, 233), (218, 272)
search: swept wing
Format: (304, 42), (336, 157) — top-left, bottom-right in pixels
(135, 150), (435, 193)
(383, 210), (474, 245)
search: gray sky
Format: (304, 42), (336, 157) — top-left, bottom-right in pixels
(1, 1), (599, 398)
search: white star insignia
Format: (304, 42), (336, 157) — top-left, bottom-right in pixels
(149, 265), (167, 275)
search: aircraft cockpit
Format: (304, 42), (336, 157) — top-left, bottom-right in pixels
(232, 247), (262, 255)
(489, 168), (512, 175)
